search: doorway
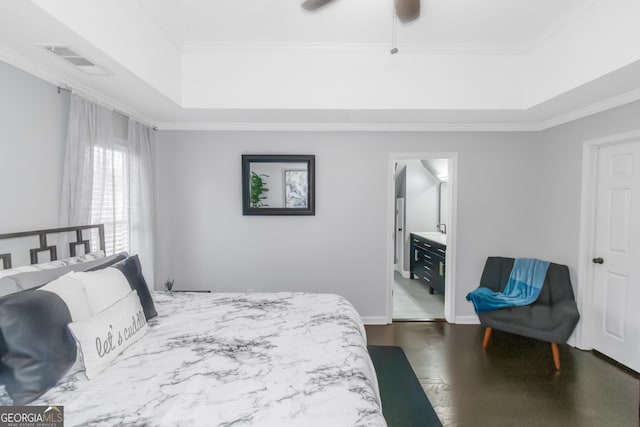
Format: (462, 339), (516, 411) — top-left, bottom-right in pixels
(387, 153), (457, 323)
(578, 132), (640, 372)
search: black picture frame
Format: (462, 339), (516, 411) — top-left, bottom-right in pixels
(242, 154), (315, 216)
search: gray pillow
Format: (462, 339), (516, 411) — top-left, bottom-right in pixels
(0, 289), (77, 404)
(112, 255), (157, 320)
(10, 252), (128, 292)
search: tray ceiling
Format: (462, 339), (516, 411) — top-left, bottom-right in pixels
(0, 0), (638, 130)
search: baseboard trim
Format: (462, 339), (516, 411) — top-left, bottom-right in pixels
(393, 268), (411, 279)
(398, 270), (411, 279)
(362, 316), (390, 325)
(592, 350), (640, 378)
(362, 315), (479, 325)
(454, 315), (480, 324)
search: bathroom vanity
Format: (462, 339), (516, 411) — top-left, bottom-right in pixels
(409, 232), (446, 295)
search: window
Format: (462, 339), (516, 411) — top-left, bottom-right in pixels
(90, 139), (129, 254)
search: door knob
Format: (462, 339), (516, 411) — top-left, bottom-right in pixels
(592, 257), (604, 264)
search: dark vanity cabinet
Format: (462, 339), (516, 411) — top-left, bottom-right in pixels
(410, 233), (446, 295)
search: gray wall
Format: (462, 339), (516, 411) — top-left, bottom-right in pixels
(2, 58), (639, 322)
(534, 100), (640, 275)
(0, 61), (69, 233)
(155, 99), (640, 321)
(154, 130), (542, 320)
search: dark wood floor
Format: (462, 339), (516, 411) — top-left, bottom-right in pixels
(366, 322), (639, 427)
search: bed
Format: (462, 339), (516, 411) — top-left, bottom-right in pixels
(0, 226), (386, 427)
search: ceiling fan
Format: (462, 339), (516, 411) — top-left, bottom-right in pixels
(301, 0), (420, 23)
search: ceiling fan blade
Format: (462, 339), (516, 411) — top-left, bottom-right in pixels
(301, 0), (338, 11)
(395, 0), (420, 23)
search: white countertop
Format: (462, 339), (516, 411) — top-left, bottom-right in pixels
(412, 232), (447, 246)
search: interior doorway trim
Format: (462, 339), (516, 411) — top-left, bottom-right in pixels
(387, 152), (458, 324)
(577, 129), (640, 350)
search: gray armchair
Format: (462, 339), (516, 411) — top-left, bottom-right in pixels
(475, 257), (580, 370)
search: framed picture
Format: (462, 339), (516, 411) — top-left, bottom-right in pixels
(241, 154), (315, 216)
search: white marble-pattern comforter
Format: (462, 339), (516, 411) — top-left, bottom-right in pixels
(1, 292), (386, 427)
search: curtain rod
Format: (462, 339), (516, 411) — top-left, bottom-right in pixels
(57, 84), (158, 131)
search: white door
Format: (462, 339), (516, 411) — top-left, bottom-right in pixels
(395, 198), (405, 270)
(590, 140), (640, 372)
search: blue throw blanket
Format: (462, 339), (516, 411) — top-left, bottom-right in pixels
(466, 258), (550, 314)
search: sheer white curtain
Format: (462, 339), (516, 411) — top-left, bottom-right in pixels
(127, 120), (155, 288)
(60, 94), (113, 228)
(60, 94), (156, 288)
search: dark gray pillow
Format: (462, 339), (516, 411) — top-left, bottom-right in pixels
(112, 255), (157, 320)
(9, 252), (128, 292)
(0, 290), (77, 404)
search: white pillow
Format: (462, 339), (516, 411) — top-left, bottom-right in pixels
(38, 273), (92, 321)
(67, 250), (106, 264)
(0, 250), (106, 279)
(37, 273), (95, 378)
(0, 265), (38, 280)
(0, 277), (21, 297)
(68, 268), (131, 314)
(67, 290), (147, 379)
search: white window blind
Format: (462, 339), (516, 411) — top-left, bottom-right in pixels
(90, 139), (129, 255)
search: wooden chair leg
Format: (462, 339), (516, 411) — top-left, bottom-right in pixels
(551, 343), (560, 370)
(482, 327), (493, 350)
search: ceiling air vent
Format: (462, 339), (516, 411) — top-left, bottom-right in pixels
(40, 45), (110, 76)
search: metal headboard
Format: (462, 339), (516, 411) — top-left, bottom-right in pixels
(0, 224), (105, 269)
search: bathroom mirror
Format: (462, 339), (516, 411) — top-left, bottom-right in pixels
(242, 154), (315, 216)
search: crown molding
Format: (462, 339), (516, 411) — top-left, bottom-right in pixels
(155, 121), (540, 132)
(536, 88), (640, 131)
(0, 45), (159, 129)
(153, 88), (640, 132)
(181, 41), (530, 55)
(0, 44), (67, 92)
